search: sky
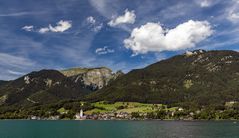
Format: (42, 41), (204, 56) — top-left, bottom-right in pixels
(1, 0), (239, 80)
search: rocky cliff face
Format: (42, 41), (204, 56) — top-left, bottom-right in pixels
(60, 68), (90, 77)
(64, 67), (124, 90)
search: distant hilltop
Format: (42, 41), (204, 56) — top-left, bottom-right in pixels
(1, 50), (239, 110)
(0, 67), (124, 107)
(86, 49), (239, 108)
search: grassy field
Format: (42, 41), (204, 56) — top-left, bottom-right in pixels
(57, 107), (69, 114)
(84, 102), (170, 115)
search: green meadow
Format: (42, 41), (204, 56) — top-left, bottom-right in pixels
(84, 102), (176, 115)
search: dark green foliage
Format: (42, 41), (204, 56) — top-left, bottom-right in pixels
(131, 112), (140, 118)
(0, 80), (9, 87)
(155, 110), (167, 119)
(0, 70), (90, 107)
(146, 112), (155, 119)
(86, 50), (239, 109)
(232, 103), (239, 110)
(117, 105), (126, 110)
(59, 110), (75, 119)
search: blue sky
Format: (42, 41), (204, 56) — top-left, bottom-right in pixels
(0, 0), (239, 80)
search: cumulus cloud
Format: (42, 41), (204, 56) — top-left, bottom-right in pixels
(95, 46), (115, 55)
(22, 25), (34, 32)
(39, 20), (72, 33)
(49, 20), (72, 32)
(108, 9), (136, 27)
(86, 16), (103, 32)
(124, 20), (213, 54)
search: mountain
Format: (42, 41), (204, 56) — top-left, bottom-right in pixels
(0, 67), (123, 107)
(61, 68), (92, 77)
(86, 50), (239, 108)
(0, 81), (9, 87)
(0, 70), (90, 107)
(1, 50), (239, 109)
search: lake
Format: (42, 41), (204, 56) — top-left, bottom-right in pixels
(0, 120), (238, 138)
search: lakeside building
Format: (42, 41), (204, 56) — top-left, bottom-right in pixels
(75, 109), (86, 120)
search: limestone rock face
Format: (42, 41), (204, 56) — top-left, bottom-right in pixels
(64, 67), (124, 91)
(79, 68), (113, 90)
(60, 68), (90, 77)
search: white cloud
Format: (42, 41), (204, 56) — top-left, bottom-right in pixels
(227, 2), (239, 23)
(0, 53), (37, 80)
(0, 11), (46, 17)
(87, 16), (96, 24)
(89, 0), (118, 19)
(108, 9), (136, 27)
(95, 46), (115, 55)
(38, 20), (72, 33)
(225, 0), (239, 23)
(0, 53), (35, 68)
(195, 0), (221, 8)
(93, 23), (103, 32)
(199, 0), (212, 7)
(86, 16), (103, 32)
(22, 25), (34, 32)
(124, 20), (213, 54)
(228, 12), (239, 22)
(39, 27), (50, 33)
(7, 70), (24, 76)
(49, 20), (72, 32)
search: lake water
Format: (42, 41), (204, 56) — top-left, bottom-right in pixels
(0, 120), (238, 138)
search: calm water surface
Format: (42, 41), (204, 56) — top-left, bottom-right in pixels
(0, 120), (238, 138)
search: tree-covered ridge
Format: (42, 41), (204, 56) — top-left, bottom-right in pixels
(0, 67), (123, 107)
(0, 70), (90, 107)
(86, 50), (239, 109)
(0, 80), (9, 87)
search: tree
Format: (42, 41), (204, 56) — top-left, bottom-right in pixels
(131, 112), (140, 118)
(156, 110), (166, 119)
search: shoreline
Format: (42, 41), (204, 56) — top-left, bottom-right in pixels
(0, 119), (239, 121)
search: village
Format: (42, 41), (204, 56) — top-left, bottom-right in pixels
(28, 105), (192, 121)
(27, 101), (239, 121)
